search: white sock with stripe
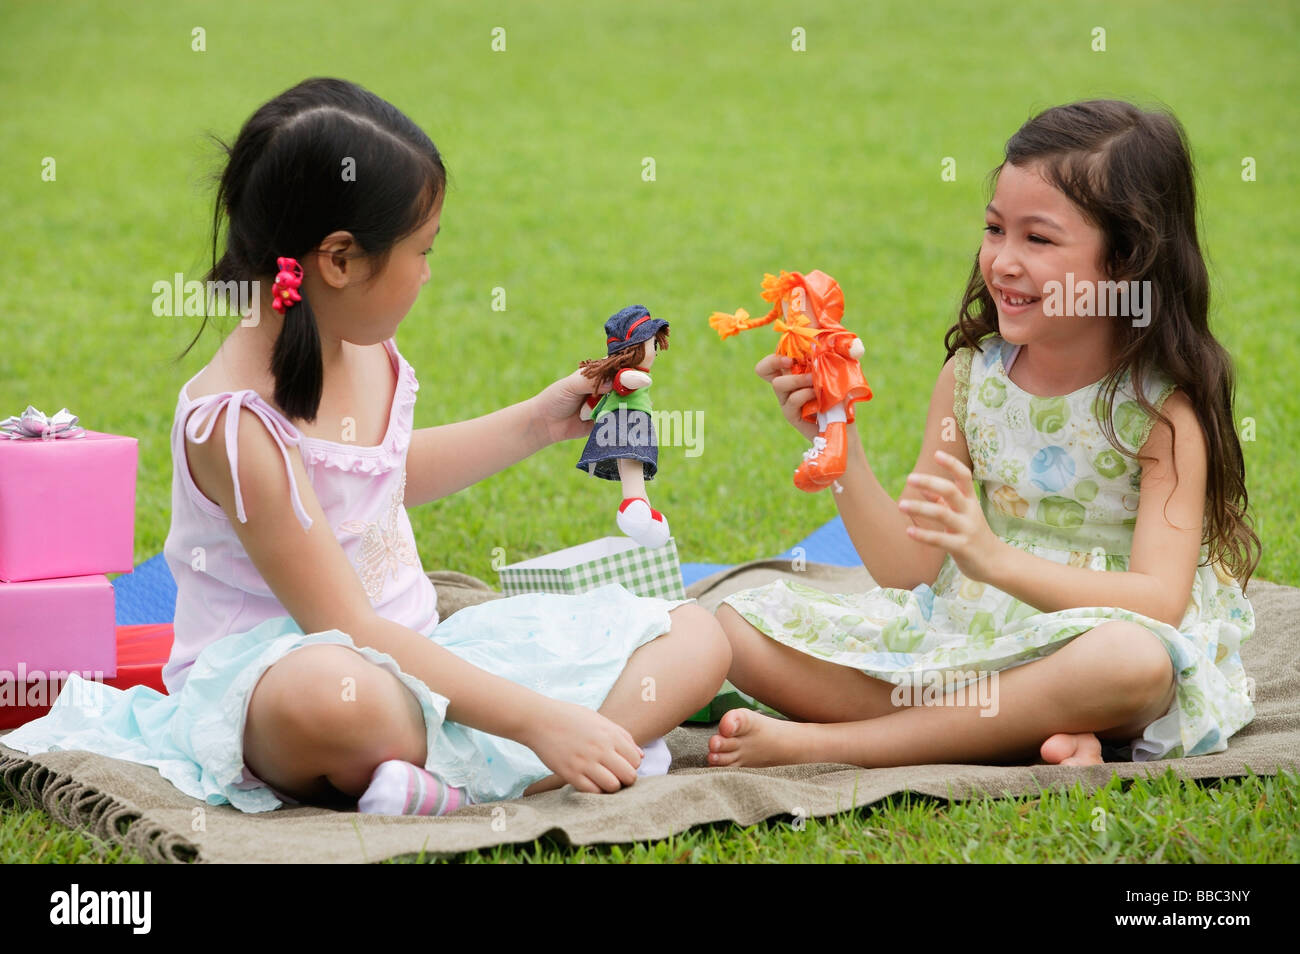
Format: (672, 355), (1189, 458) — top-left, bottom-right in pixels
(357, 759), (470, 816)
(637, 736), (673, 777)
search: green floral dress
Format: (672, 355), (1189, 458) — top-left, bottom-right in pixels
(722, 334), (1256, 760)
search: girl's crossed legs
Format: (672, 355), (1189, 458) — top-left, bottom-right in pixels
(709, 602), (1176, 769)
(242, 603), (730, 806)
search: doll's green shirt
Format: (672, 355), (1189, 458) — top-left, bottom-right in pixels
(593, 386), (653, 420)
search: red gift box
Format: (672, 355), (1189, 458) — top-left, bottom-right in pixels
(0, 429), (138, 582)
(0, 623), (172, 729)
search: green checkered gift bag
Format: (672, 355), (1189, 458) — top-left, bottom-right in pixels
(498, 536), (686, 601)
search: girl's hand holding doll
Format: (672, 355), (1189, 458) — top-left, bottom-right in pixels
(529, 368), (611, 445)
(746, 278), (1011, 593)
(756, 354), (819, 442)
(899, 449), (1003, 584)
(715, 271), (872, 491)
(757, 353), (995, 592)
(406, 368), (610, 504)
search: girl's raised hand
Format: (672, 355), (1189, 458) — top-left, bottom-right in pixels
(755, 354), (819, 442)
(521, 700), (643, 793)
(529, 368), (610, 445)
(899, 450), (1003, 583)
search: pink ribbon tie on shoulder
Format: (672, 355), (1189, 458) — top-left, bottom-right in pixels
(185, 391), (313, 531)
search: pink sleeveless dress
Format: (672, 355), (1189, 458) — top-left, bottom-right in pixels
(2, 336), (682, 810)
(162, 337), (438, 692)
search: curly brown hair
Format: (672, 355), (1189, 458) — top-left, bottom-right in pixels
(944, 100), (1260, 591)
(579, 326), (670, 386)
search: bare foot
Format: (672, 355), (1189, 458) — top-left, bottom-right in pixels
(1040, 732), (1104, 765)
(708, 709), (808, 768)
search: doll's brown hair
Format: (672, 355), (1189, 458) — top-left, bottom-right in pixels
(579, 327), (670, 385)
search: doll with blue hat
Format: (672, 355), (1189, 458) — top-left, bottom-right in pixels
(576, 305), (671, 548)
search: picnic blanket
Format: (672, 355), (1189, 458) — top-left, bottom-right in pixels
(2, 561), (1297, 863)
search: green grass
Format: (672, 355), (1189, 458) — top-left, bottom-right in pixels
(2, 0), (1297, 862)
(397, 768), (1300, 863)
(5, 768), (1294, 864)
(0, 797), (146, 864)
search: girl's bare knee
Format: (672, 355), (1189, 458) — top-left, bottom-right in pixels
(715, 601), (767, 666)
(670, 603), (732, 681)
(267, 646), (377, 733)
(243, 643), (423, 798)
(1073, 621), (1175, 718)
(246, 646), (346, 741)
(715, 601), (747, 636)
(1099, 622), (1171, 687)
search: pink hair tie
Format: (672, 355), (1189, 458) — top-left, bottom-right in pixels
(271, 256), (303, 314)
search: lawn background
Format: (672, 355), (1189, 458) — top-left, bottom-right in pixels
(1, 0), (1297, 863)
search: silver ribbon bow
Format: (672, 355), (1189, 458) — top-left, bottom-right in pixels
(0, 405), (86, 440)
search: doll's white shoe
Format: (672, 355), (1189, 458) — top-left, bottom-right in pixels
(617, 497), (651, 536)
(617, 497), (670, 549)
(639, 509), (670, 548)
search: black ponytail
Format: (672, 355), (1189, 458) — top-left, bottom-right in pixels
(270, 294), (324, 422)
(177, 77), (448, 423)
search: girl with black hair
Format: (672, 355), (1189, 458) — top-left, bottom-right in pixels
(5, 78), (729, 815)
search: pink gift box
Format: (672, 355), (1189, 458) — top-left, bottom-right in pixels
(0, 430), (138, 582)
(0, 574), (117, 678)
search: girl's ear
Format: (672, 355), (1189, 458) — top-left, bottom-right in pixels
(313, 231), (359, 289)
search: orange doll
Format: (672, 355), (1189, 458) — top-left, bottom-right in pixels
(709, 270), (872, 491)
